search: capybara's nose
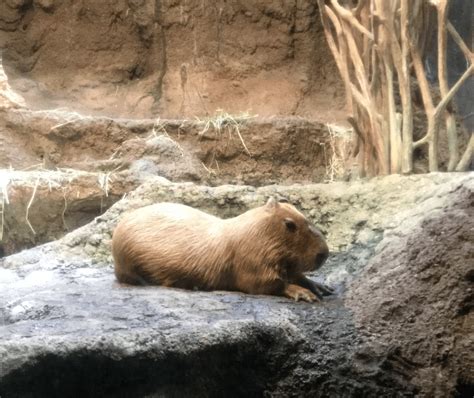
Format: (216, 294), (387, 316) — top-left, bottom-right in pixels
(315, 251), (329, 268)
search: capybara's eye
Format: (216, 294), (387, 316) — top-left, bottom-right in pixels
(284, 218), (297, 232)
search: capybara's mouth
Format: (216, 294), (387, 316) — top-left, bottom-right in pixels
(315, 252), (329, 268)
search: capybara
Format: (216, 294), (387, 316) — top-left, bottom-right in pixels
(112, 198), (332, 302)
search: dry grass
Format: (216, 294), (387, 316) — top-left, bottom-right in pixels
(97, 169), (119, 212)
(0, 168), (12, 241)
(34, 108), (94, 131)
(25, 178), (40, 234)
(323, 123), (353, 182)
(149, 118), (169, 138)
(0, 169), (58, 237)
(0, 168), (118, 241)
(146, 118), (186, 158)
(195, 109), (255, 157)
(200, 159), (220, 177)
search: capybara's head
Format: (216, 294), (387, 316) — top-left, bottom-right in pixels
(264, 197), (329, 273)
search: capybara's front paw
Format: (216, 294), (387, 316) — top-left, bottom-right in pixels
(284, 284), (320, 303)
(308, 280), (334, 298)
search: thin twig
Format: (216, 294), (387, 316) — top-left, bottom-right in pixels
(447, 22), (473, 64)
(61, 187), (69, 230)
(330, 0), (374, 40)
(26, 178), (39, 235)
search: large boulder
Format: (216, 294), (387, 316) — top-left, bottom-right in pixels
(0, 173), (472, 397)
(347, 180), (474, 397)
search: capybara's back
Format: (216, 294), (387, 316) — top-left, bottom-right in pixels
(112, 199), (332, 302)
(112, 203), (225, 288)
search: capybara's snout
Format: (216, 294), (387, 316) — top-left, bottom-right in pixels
(315, 250), (329, 268)
(314, 240), (329, 269)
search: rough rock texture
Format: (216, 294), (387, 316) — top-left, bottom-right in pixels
(0, 170), (139, 256)
(0, 173), (472, 397)
(0, 0), (345, 120)
(347, 182), (474, 397)
(0, 53), (25, 108)
(0, 104), (341, 186)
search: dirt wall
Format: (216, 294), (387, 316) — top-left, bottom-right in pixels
(0, 0), (345, 121)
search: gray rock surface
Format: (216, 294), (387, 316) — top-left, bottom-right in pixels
(347, 179), (474, 397)
(0, 172), (472, 397)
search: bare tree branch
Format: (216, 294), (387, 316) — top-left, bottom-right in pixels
(455, 134), (474, 171)
(318, 0), (470, 176)
(330, 0), (375, 41)
(447, 22), (473, 64)
(434, 64), (474, 120)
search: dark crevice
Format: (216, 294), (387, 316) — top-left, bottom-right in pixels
(456, 382), (474, 398)
(0, 328), (288, 398)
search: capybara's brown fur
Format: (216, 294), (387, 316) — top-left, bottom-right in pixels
(112, 198), (332, 302)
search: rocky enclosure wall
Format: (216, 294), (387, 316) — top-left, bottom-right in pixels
(0, 2), (472, 396)
(1, 173), (472, 397)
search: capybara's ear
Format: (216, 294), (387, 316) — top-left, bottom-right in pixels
(266, 197), (280, 209)
(284, 218), (297, 232)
